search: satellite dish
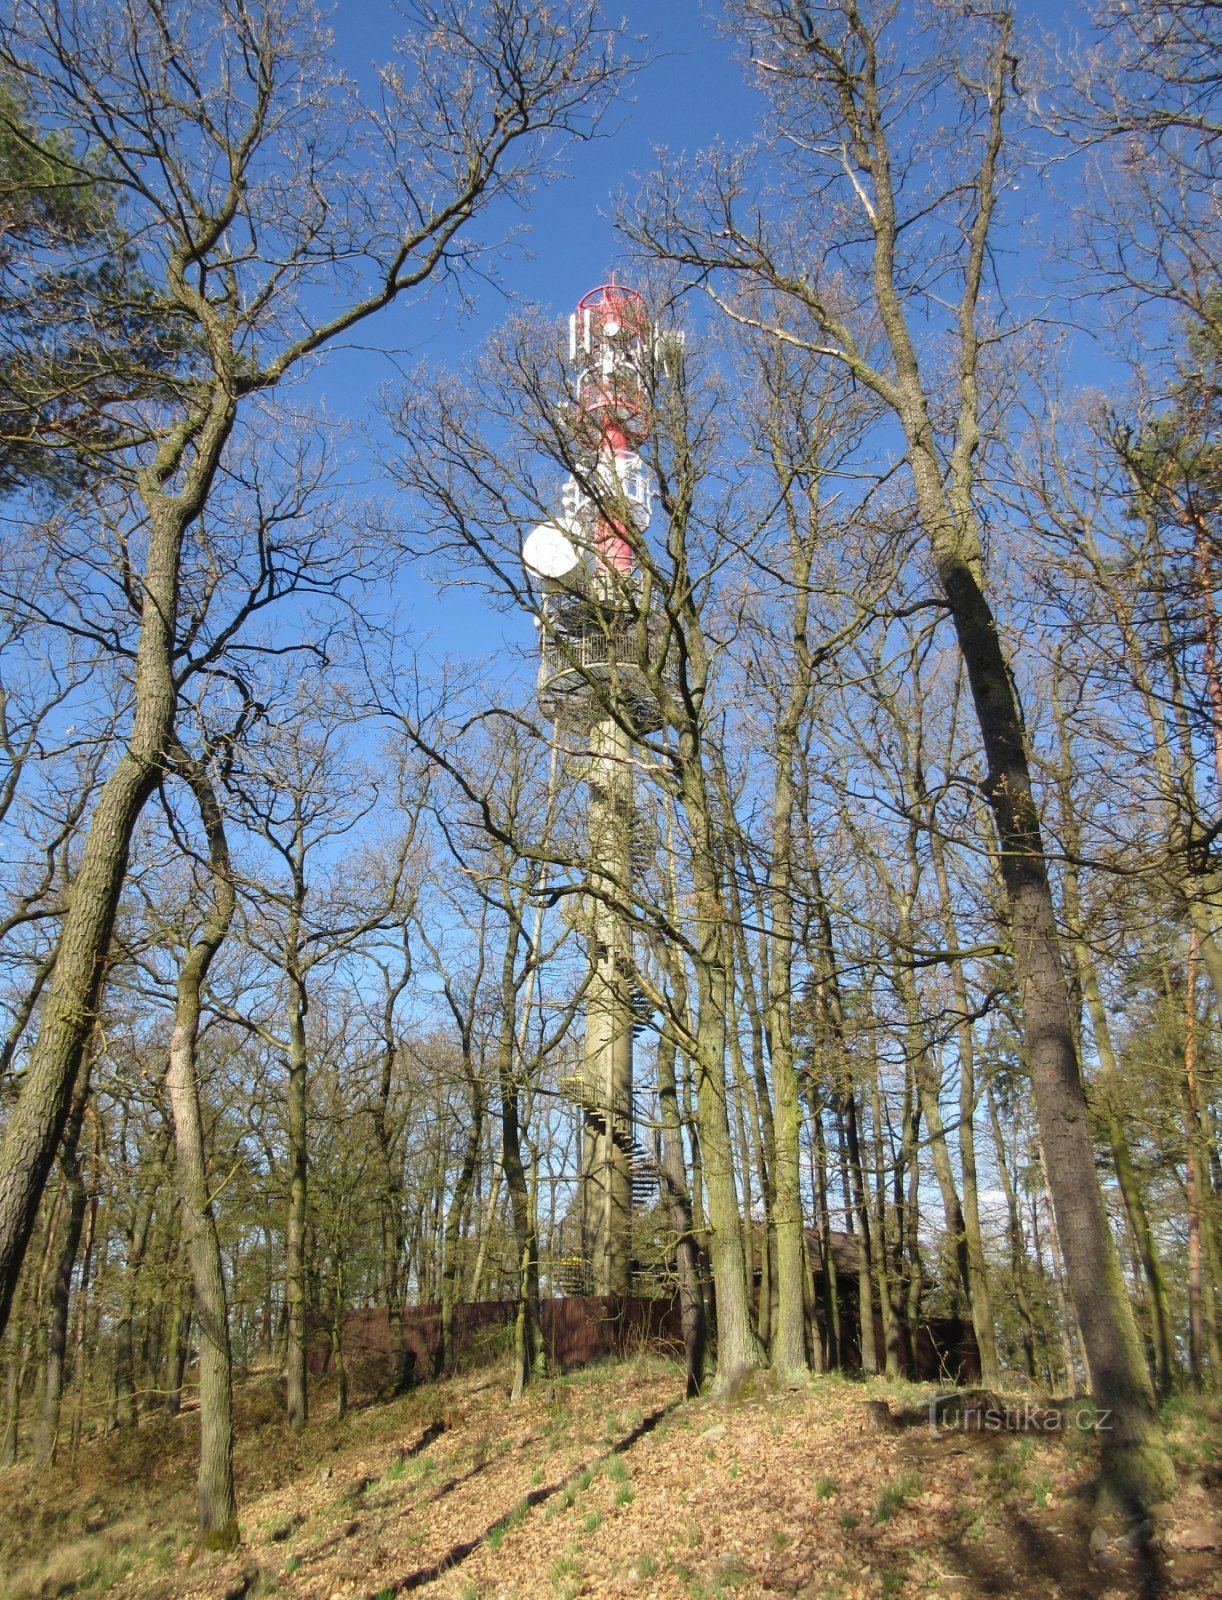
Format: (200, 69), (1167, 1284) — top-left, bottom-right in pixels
(523, 521), (582, 586)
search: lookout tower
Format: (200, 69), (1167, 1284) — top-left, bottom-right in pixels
(522, 282), (665, 1295)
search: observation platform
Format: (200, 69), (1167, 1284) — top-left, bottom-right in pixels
(537, 598), (663, 733)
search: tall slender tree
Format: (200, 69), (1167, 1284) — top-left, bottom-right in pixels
(629, 0), (1173, 1505)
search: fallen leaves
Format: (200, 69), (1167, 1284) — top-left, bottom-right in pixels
(3, 1360), (1219, 1600)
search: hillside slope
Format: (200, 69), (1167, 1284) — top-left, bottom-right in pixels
(3, 1358), (1218, 1599)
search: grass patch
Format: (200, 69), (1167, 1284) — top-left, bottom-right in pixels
(815, 1472), (838, 1499)
(615, 1484), (635, 1506)
(583, 1510), (602, 1534)
(839, 1509), (859, 1531)
(636, 1553), (658, 1578)
(551, 1551), (582, 1583)
(875, 1470), (921, 1523)
(717, 1558), (753, 1589)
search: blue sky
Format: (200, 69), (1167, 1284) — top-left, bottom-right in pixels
(307, 3), (766, 664)
(301, 1), (1111, 666)
(324, 1), (757, 342)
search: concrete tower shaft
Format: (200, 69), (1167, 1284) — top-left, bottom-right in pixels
(525, 281), (660, 1297)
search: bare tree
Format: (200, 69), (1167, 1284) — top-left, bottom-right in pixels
(627, 0), (1172, 1506)
(0, 0), (629, 1337)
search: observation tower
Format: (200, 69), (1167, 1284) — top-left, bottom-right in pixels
(522, 283), (663, 1296)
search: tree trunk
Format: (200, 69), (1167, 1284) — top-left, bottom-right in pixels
(164, 1292), (191, 1417)
(691, 912), (765, 1393)
(869, 1074), (902, 1378)
(33, 1053), (92, 1467)
(656, 1001), (707, 1397)
(842, 1092), (877, 1376)
(69, 1158), (99, 1463)
(986, 1085), (1039, 1380)
(927, 824), (1000, 1387)
(284, 958), (309, 1432)
(112, 1135), (166, 1431)
(1181, 936), (1208, 1388)
(914, 504), (1172, 1501)
(810, 1107), (840, 1370)
(330, 1234), (348, 1420)
(468, 1158), (502, 1303)
(165, 749), (239, 1549)
(372, 940), (411, 1394)
(727, 1031), (757, 1326)
(437, 1071), (483, 1379)
(902, 1091), (923, 1374)
(763, 753), (810, 1387)
(498, 905), (541, 1401)
(0, 411), (234, 1338)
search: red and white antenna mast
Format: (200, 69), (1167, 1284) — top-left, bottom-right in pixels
(567, 281), (653, 577)
(522, 280), (655, 596)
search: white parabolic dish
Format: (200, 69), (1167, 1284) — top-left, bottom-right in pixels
(523, 521), (581, 580)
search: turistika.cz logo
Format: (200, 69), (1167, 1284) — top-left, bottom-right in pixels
(927, 1396), (1113, 1435)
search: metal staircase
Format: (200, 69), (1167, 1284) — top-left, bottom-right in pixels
(559, 1074), (661, 1213)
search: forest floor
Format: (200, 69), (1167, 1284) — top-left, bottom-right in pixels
(2, 1355), (1219, 1600)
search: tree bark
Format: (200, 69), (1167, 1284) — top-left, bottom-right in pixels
(33, 1052), (92, 1467)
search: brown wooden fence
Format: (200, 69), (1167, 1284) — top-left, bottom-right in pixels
(309, 1294), (685, 1392)
(310, 1289), (979, 1398)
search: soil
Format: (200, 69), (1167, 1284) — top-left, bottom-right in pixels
(2, 1359), (1218, 1599)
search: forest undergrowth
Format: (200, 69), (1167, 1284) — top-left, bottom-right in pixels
(2, 1355), (1218, 1600)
